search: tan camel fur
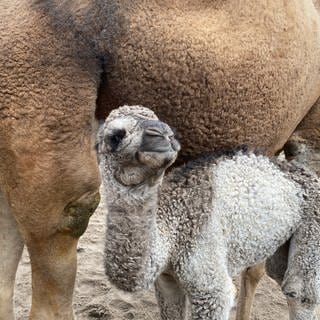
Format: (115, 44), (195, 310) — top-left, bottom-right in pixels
(0, 1), (102, 319)
(1, 0), (320, 319)
(284, 98), (320, 174)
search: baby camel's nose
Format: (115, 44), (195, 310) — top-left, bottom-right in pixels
(140, 120), (180, 153)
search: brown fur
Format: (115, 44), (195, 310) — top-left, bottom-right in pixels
(97, 0), (320, 159)
(1, 0), (320, 319)
(289, 98), (320, 151)
(0, 1), (101, 319)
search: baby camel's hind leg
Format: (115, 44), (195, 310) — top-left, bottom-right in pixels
(155, 273), (187, 320)
(281, 221), (320, 320)
(0, 191), (24, 320)
(235, 262), (265, 320)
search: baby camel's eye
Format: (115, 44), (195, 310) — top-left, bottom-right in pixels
(108, 129), (126, 151)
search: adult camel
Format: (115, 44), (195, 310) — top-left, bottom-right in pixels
(0, 0), (320, 319)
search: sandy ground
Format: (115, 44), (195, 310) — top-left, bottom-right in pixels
(14, 199), (309, 320)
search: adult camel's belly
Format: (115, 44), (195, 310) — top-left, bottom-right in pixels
(100, 1), (320, 159)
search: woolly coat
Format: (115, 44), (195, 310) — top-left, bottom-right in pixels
(102, 149), (320, 318)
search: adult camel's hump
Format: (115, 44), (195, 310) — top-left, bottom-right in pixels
(97, 0), (320, 159)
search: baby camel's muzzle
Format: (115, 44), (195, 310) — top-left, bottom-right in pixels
(140, 120), (180, 153)
(137, 120), (180, 168)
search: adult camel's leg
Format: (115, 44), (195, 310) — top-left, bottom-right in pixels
(22, 191), (100, 320)
(155, 272), (187, 320)
(23, 188), (100, 320)
(6, 140), (101, 319)
(0, 192), (24, 320)
(0, 1), (103, 315)
(27, 233), (78, 320)
(235, 262), (265, 320)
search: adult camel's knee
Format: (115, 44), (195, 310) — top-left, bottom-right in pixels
(60, 190), (100, 238)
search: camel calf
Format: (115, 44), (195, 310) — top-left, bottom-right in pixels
(99, 106), (320, 320)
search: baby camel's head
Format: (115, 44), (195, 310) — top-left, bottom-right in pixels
(98, 105), (180, 186)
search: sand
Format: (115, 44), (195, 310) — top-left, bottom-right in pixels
(14, 199), (311, 320)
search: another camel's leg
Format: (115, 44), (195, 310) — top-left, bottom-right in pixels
(5, 141), (101, 320)
(235, 262), (265, 320)
(0, 191), (24, 320)
(27, 233), (78, 320)
(285, 97), (320, 176)
(155, 272), (187, 320)
(23, 190), (100, 320)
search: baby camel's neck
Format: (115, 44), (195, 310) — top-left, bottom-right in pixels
(103, 164), (169, 291)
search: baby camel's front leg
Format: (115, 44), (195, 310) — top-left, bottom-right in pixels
(187, 284), (233, 320)
(176, 254), (234, 320)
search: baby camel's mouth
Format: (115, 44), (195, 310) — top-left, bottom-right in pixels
(136, 149), (178, 169)
(141, 137), (179, 153)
